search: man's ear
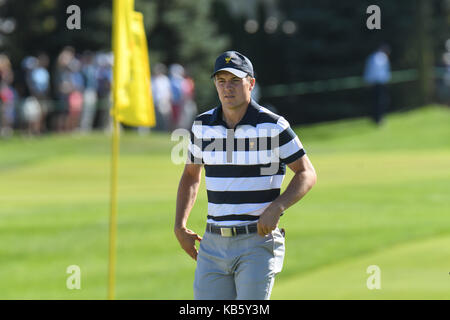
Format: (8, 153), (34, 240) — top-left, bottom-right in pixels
(249, 77), (256, 91)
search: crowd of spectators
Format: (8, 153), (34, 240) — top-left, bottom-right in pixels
(0, 46), (197, 138)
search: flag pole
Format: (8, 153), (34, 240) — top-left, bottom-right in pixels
(108, 0), (154, 299)
(108, 115), (120, 300)
(108, 0), (121, 300)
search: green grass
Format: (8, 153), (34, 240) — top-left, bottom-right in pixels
(0, 105), (449, 299)
(273, 235), (450, 299)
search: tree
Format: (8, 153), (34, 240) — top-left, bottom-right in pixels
(211, 0), (449, 124)
(415, 0), (434, 105)
(146, 0), (229, 108)
(0, 0), (229, 108)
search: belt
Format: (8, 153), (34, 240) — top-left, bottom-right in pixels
(206, 223), (258, 237)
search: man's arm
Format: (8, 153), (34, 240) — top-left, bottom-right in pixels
(174, 162), (203, 260)
(257, 155), (317, 236)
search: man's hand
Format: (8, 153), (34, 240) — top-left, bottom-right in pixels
(174, 227), (202, 260)
(257, 155), (317, 237)
(257, 204), (282, 237)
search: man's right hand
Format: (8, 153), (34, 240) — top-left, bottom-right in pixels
(174, 227), (202, 261)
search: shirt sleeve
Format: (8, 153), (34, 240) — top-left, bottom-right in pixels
(275, 116), (306, 165)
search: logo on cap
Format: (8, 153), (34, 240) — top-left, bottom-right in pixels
(212, 51), (254, 78)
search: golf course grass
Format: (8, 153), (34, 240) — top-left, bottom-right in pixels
(0, 105), (448, 299)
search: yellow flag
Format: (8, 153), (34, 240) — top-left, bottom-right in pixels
(126, 11), (156, 127)
(112, 0), (156, 127)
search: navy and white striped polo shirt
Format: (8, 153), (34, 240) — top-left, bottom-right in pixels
(188, 99), (306, 226)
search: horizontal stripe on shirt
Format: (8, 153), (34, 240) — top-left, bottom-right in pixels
(207, 214), (260, 222)
(207, 202), (271, 217)
(203, 163), (286, 177)
(201, 150), (279, 165)
(189, 147), (305, 166)
(206, 189), (280, 204)
(205, 175), (284, 192)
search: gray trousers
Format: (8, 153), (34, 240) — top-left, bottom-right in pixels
(194, 228), (285, 300)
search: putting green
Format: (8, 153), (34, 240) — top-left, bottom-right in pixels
(272, 234), (450, 299)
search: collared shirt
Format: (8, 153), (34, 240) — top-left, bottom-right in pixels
(188, 100), (306, 226)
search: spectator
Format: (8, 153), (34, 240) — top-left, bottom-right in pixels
(1, 48), (200, 136)
(80, 51), (98, 132)
(66, 56), (84, 131)
(21, 96), (41, 135)
(167, 63), (198, 130)
(24, 53), (51, 134)
(152, 63), (172, 131)
(94, 52), (112, 130)
(0, 54), (15, 137)
(54, 47), (76, 132)
(169, 63), (185, 129)
(21, 56), (43, 134)
(178, 70), (197, 130)
(436, 43), (450, 106)
(364, 44), (391, 125)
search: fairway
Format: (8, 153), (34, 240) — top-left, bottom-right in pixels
(0, 105), (449, 299)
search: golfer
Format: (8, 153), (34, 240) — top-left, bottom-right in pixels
(174, 51), (317, 300)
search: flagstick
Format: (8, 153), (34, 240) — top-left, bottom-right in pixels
(108, 116), (120, 300)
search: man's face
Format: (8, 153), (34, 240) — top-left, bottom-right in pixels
(214, 71), (255, 110)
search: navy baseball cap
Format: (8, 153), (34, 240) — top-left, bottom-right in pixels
(211, 51), (254, 78)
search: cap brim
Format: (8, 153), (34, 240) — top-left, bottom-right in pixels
(212, 68), (248, 78)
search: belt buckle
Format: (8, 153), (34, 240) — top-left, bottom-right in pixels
(220, 227), (233, 237)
